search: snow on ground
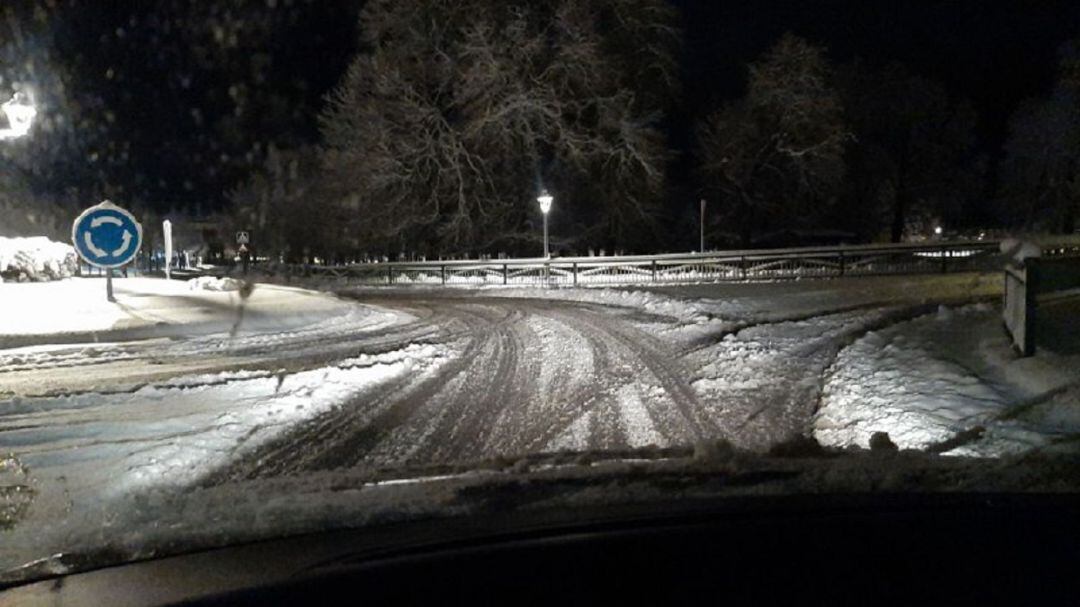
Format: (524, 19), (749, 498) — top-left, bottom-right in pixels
(1, 274), (439, 570)
(0, 236), (78, 282)
(0, 277), (358, 342)
(488, 273), (1077, 455)
(491, 285), (716, 324)
(3, 270), (1078, 577)
(649, 273), (1002, 320)
(815, 298), (1080, 456)
(343, 271), (999, 317)
(0, 342), (454, 570)
(187, 275), (243, 291)
(486, 272), (1001, 338)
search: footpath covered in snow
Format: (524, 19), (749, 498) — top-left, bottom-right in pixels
(1, 276), (364, 347)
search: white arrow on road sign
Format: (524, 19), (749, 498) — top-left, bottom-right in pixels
(83, 231), (108, 257)
(112, 229), (134, 257)
(91, 215), (123, 228)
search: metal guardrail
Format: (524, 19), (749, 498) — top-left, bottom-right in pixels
(238, 240), (1045, 287)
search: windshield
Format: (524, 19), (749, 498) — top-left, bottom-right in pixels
(2, 0), (1079, 586)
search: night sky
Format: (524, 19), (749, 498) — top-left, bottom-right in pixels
(5, 0), (1080, 214)
(2, 0), (360, 213)
(674, 0), (1080, 152)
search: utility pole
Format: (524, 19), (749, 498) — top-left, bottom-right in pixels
(699, 199), (706, 253)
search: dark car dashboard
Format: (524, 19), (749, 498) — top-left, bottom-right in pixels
(3, 492), (1078, 606)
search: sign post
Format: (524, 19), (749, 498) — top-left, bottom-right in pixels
(236, 231), (251, 275)
(72, 200), (143, 302)
(163, 219), (173, 280)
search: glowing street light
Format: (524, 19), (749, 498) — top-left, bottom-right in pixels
(0, 91), (37, 140)
(537, 189), (553, 258)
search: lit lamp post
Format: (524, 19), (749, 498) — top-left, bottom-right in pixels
(537, 189), (553, 258)
(0, 91), (37, 141)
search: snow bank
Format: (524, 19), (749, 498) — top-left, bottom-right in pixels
(0, 236), (78, 282)
(999, 238), (1042, 262)
(814, 303), (1080, 456)
(0, 277), (388, 343)
(484, 273), (1002, 330)
(492, 286), (714, 324)
(188, 276), (243, 291)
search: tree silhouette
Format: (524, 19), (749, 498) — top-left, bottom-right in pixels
(697, 34), (849, 246)
(319, 0), (679, 255)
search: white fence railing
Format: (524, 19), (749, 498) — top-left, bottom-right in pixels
(231, 240), (1079, 287)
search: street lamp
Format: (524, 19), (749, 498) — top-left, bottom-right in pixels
(0, 91), (37, 140)
(537, 189), (553, 258)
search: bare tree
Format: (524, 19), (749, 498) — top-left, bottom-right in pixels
(839, 62), (982, 242)
(320, 0), (679, 255)
(697, 34), (849, 246)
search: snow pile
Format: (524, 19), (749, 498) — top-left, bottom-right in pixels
(0, 236), (78, 282)
(491, 287), (714, 325)
(999, 238), (1042, 262)
(814, 302), (1080, 456)
(687, 306), (932, 452)
(188, 276), (243, 291)
(815, 320), (1005, 452)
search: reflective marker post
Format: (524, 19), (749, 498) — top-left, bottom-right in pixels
(236, 231), (251, 276)
(163, 219), (173, 281)
(72, 200), (143, 302)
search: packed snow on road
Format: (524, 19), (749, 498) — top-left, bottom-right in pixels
(1, 272), (1078, 574)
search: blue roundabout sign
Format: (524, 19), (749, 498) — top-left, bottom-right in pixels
(72, 200), (143, 269)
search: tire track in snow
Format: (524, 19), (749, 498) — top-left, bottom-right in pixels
(204, 297), (709, 483)
(0, 303), (450, 398)
(687, 303), (941, 451)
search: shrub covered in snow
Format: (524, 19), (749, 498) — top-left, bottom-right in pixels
(0, 236), (79, 282)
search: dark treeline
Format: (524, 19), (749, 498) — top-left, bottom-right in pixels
(233, 2), (1080, 262)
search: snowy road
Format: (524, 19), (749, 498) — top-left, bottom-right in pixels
(7, 289), (926, 504)
(203, 290), (988, 482)
(2, 278), (1014, 496)
(7, 274), (1080, 574)
(206, 295), (713, 482)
